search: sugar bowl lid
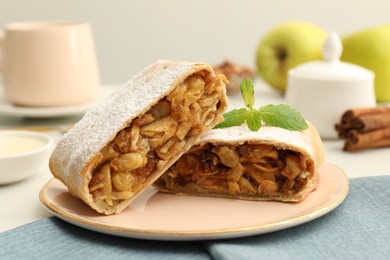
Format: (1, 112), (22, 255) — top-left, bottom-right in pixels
(288, 31), (374, 81)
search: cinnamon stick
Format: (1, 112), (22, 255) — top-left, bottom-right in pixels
(350, 112), (390, 131)
(336, 107), (390, 151)
(344, 138), (390, 151)
(347, 126), (390, 143)
(335, 122), (352, 138)
(341, 107), (390, 125)
(344, 126), (390, 151)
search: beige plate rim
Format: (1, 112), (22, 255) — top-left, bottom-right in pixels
(39, 162), (349, 241)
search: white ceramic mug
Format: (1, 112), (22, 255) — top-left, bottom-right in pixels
(0, 21), (99, 107)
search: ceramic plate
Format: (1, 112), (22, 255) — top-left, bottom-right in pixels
(39, 162), (349, 241)
(0, 87), (115, 118)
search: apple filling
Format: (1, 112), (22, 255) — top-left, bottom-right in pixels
(88, 71), (227, 207)
(155, 143), (315, 199)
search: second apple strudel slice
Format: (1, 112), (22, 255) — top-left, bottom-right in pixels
(155, 123), (324, 202)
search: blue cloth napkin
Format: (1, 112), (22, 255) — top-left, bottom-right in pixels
(0, 218), (210, 260)
(204, 175), (390, 260)
(1, 176), (390, 259)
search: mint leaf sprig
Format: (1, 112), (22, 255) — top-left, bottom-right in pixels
(215, 78), (308, 131)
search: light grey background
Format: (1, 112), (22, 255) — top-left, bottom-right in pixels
(0, 0), (389, 85)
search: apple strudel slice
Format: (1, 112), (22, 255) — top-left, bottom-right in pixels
(49, 60), (228, 215)
(155, 123), (324, 202)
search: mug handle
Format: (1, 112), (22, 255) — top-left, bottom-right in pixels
(0, 31), (4, 74)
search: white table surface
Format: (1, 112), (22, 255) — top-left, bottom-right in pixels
(1, 82), (389, 233)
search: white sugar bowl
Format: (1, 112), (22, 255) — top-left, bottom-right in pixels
(285, 32), (376, 139)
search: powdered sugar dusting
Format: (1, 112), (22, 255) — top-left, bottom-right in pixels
(50, 60), (202, 185)
(198, 125), (315, 159)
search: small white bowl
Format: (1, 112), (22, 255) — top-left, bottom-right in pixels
(0, 130), (53, 184)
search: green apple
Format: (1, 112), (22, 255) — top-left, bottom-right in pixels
(256, 21), (327, 92)
(341, 25), (390, 102)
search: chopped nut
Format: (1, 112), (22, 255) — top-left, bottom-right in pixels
(228, 180), (240, 194)
(259, 180), (278, 193)
(112, 172), (135, 191)
(112, 191), (134, 200)
(213, 146), (240, 167)
(238, 176), (257, 194)
(226, 163), (245, 182)
(111, 152), (145, 172)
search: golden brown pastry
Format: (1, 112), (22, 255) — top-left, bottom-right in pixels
(49, 60), (228, 215)
(155, 123), (324, 202)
